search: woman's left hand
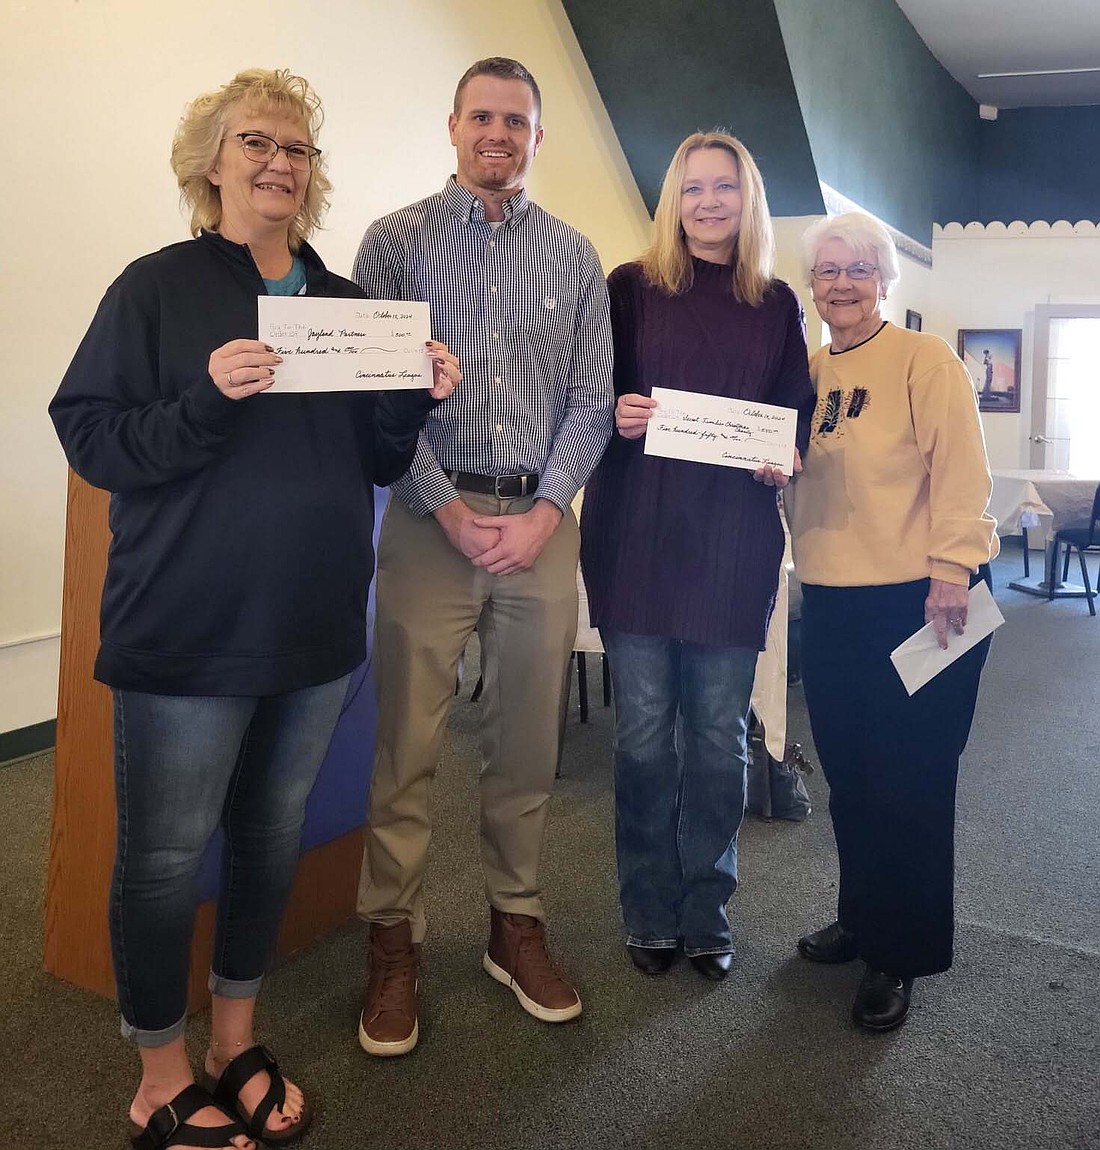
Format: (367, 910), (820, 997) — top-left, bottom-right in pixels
(754, 448), (803, 489)
(925, 577), (970, 650)
(426, 340), (461, 400)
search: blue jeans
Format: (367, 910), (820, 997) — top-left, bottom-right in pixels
(601, 630), (757, 956)
(110, 676), (350, 1046)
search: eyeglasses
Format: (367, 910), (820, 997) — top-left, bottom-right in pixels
(811, 261), (878, 281)
(233, 132), (321, 170)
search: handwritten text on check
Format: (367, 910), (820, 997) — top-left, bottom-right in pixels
(257, 297), (432, 393)
(644, 386), (797, 473)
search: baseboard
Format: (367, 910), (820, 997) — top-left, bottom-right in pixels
(0, 719), (56, 766)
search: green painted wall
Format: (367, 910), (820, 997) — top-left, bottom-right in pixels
(565, 2), (1095, 243)
(774, 0), (980, 242)
(561, 0), (824, 218)
(979, 107), (1100, 224)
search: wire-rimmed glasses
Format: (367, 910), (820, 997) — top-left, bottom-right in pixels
(233, 132), (321, 170)
(811, 261), (878, 281)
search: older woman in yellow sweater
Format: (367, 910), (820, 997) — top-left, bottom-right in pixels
(786, 212), (998, 1033)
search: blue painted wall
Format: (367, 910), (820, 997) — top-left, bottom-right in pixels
(978, 106), (1100, 224)
(774, 0), (980, 243)
(560, 0), (824, 218)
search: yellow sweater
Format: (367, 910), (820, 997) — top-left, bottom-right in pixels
(787, 322), (998, 588)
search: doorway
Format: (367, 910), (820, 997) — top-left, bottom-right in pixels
(1030, 305), (1100, 472)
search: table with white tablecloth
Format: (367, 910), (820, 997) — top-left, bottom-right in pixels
(989, 469), (1100, 596)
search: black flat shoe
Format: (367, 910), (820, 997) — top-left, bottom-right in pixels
(852, 968), (914, 1032)
(688, 952), (733, 981)
(797, 921), (859, 964)
(627, 944), (676, 975)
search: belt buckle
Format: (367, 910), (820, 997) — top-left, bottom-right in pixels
(494, 474), (523, 497)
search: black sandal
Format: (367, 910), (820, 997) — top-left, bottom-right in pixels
(202, 1044), (313, 1146)
(129, 1083), (249, 1149)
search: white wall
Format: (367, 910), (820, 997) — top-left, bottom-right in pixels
(1, 0), (653, 734)
(929, 222), (1100, 469)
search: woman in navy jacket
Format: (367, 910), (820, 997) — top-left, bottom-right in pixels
(50, 69), (458, 1150)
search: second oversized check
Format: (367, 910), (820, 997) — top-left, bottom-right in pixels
(257, 297), (433, 392)
(644, 386), (797, 472)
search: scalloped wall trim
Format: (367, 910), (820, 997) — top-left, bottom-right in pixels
(934, 220), (1100, 237)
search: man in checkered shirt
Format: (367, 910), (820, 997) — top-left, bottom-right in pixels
(353, 57), (613, 1057)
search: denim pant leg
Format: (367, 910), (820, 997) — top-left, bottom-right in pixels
(112, 690), (257, 1046)
(601, 630), (681, 949)
(677, 641), (757, 956)
(211, 674), (350, 994)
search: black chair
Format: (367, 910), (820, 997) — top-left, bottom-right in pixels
(466, 651), (610, 721)
(1049, 482), (1100, 616)
(566, 651), (611, 724)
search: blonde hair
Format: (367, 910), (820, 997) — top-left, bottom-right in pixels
(170, 68), (331, 252)
(640, 131), (775, 305)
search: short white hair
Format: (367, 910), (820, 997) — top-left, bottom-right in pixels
(801, 211), (901, 294)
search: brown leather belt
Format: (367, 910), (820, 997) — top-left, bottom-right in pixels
(446, 471), (539, 497)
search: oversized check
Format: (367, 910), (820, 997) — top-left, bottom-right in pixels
(257, 297), (432, 392)
(644, 386), (797, 472)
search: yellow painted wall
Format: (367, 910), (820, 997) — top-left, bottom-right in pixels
(2, 0), (655, 730)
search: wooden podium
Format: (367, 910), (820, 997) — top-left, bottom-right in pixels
(44, 472), (365, 1009)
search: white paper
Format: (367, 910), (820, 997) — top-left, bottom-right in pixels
(257, 297), (432, 392)
(889, 580), (1005, 696)
(644, 386), (797, 472)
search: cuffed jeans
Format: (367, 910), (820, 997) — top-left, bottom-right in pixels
(601, 629), (757, 957)
(110, 676), (350, 1046)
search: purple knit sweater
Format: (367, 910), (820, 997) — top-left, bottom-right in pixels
(580, 259), (814, 650)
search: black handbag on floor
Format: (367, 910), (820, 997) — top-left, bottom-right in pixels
(747, 725), (813, 822)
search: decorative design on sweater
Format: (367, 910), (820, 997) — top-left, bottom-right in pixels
(816, 389), (842, 437)
(847, 388), (870, 418)
(813, 387), (871, 438)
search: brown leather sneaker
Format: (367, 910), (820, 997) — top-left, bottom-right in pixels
(482, 908), (582, 1022)
(358, 920), (420, 1056)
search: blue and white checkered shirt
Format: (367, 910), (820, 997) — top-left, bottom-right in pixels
(352, 177), (614, 517)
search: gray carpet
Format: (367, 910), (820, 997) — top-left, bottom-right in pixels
(2, 547), (1098, 1149)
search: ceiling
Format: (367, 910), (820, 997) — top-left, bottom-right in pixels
(895, 0), (1100, 108)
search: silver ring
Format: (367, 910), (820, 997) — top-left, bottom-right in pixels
(226, 370), (232, 386)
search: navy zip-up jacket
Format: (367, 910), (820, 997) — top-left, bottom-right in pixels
(50, 230), (435, 695)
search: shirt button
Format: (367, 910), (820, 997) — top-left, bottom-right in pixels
(496, 424), (503, 432)
(494, 376), (502, 384)
(488, 239), (496, 248)
(492, 332), (500, 340)
(491, 285), (498, 293)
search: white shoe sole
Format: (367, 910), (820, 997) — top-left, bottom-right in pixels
(482, 953), (583, 1022)
(358, 1012), (418, 1056)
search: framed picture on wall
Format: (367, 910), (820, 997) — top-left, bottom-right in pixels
(905, 309), (922, 331)
(958, 328), (1022, 413)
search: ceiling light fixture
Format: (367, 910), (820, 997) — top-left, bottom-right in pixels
(977, 66), (1100, 78)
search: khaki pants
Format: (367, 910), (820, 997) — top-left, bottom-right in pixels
(357, 493), (579, 943)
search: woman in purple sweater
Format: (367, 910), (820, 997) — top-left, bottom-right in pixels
(580, 132), (813, 980)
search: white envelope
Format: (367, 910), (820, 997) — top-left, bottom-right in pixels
(889, 580), (1005, 696)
